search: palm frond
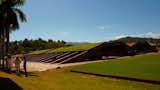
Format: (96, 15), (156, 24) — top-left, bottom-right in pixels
(1, 0), (25, 7)
(13, 8), (26, 22)
(5, 9), (19, 30)
(12, 0), (25, 7)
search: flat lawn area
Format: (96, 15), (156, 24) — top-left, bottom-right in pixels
(29, 43), (98, 54)
(71, 53), (160, 81)
(0, 68), (160, 90)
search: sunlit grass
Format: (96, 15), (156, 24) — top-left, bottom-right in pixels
(28, 43), (99, 54)
(0, 68), (160, 90)
(28, 49), (52, 54)
(71, 53), (160, 81)
(49, 43), (99, 53)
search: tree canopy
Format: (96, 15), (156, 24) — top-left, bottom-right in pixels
(9, 38), (67, 55)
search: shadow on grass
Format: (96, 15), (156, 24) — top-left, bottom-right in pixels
(24, 72), (39, 77)
(0, 68), (39, 77)
(0, 77), (23, 90)
(71, 70), (160, 85)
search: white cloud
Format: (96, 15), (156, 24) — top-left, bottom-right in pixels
(114, 32), (160, 39)
(145, 32), (159, 38)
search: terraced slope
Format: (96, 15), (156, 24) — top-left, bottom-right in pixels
(26, 42), (158, 64)
(26, 42), (105, 64)
(29, 43), (99, 54)
(29, 49), (51, 54)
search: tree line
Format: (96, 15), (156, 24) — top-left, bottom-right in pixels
(9, 38), (67, 55)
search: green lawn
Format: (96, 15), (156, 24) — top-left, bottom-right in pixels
(29, 49), (52, 54)
(71, 53), (160, 81)
(0, 68), (160, 90)
(29, 43), (99, 54)
(1, 53), (160, 90)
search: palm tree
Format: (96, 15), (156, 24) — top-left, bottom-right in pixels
(0, 0), (26, 67)
(0, 0), (26, 68)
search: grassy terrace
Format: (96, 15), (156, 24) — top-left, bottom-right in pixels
(71, 53), (160, 81)
(29, 43), (99, 54)
(29, 49), (52, 54)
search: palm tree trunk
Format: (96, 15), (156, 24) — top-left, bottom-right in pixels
(5, 27), (9, 55)
(1, 30), (5, 69)
(0, 34), (2, 67)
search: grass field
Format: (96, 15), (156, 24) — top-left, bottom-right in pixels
(71, 53), (160, 81)
(29, 43), (98, 54)
(0, 68), (160, 90)
(1, 53), (160, 90)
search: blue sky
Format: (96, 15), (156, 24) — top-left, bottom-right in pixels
(10, 0), (160, 42)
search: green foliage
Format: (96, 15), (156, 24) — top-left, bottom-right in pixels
(71, 53), (160, 81)
(9, 38), (66, 55)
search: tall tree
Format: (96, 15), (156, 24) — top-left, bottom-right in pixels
(0, 0), (26, 56)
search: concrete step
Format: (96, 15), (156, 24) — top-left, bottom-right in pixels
(59, 51), (88, 64)
(26, 54), (52, 62)
(39, 53), (62, 62)
(44, 52), (71, 63)
(38, 53), (58, 62)
(42, 53), (66, 63)
(55, 52), (71, 59)
(51, 51), (80, 64)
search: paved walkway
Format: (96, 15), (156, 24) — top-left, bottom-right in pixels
(26, 60), (106, 72)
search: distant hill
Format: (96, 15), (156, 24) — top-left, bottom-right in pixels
(112, 37), (160, 47)
(115, 37), (151, 42)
